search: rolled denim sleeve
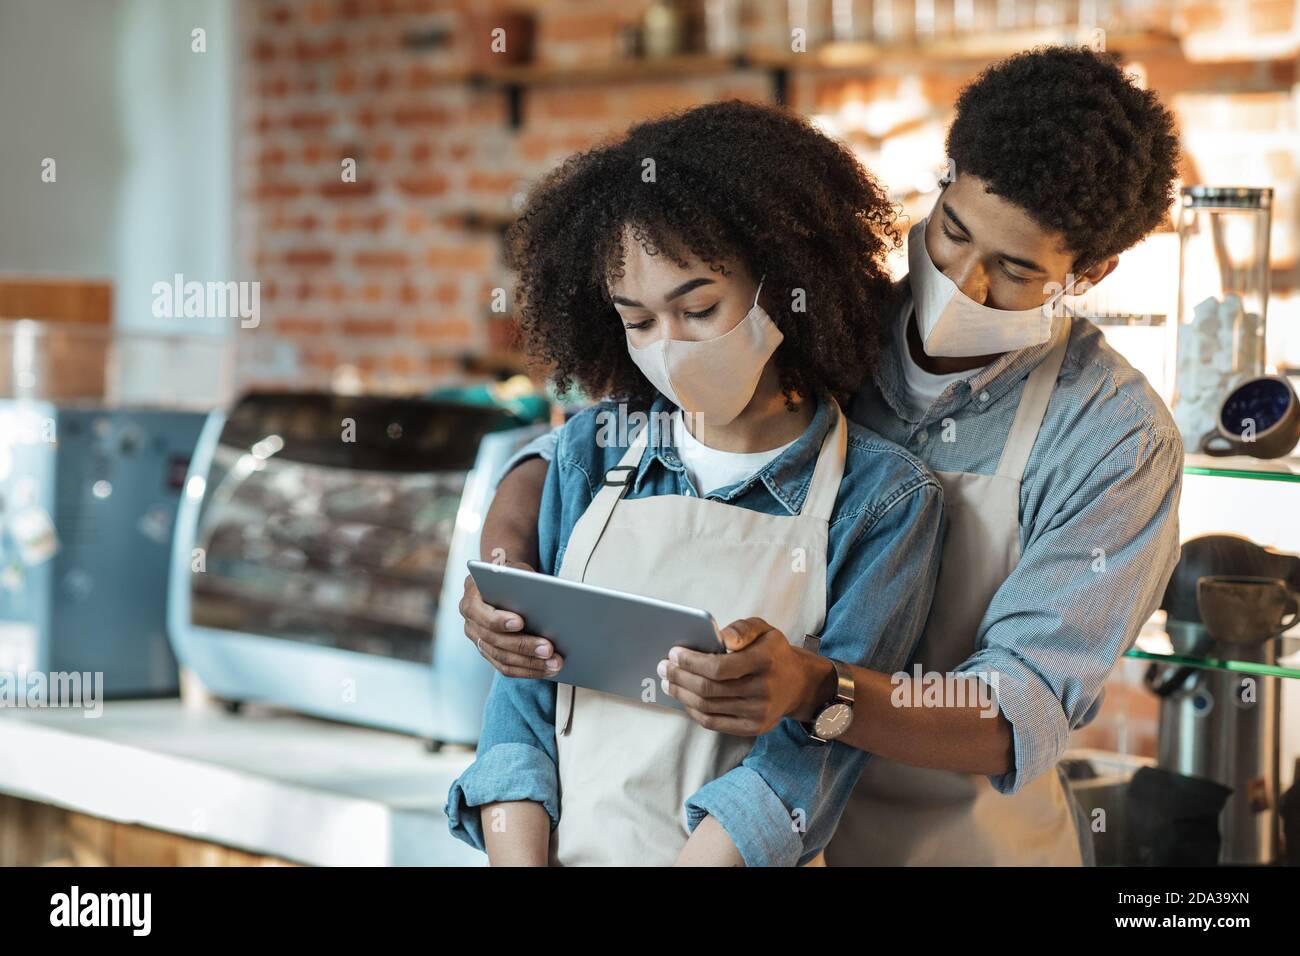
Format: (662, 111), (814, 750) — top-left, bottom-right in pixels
(444, 673), (559, 851)
(492, 429), (559, 488)
(684, 475), (945, 866)
(959, 425), (1182, 794)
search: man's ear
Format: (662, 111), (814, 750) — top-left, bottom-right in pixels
(1071, 255), (1120, 295)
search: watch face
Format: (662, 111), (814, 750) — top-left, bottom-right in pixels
(814, 702), (852, 740)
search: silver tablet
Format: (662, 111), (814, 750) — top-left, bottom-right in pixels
(467, 560), (724, 711)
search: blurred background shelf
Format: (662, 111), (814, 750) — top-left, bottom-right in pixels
(1184, 453), (1300, 483)
(1127, 633), (1300, 680)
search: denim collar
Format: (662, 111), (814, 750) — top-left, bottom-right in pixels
(876, 282), (1071, 430)
(627, 393), (836, 517)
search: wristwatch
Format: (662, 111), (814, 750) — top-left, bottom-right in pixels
(799, 635), (855, 743)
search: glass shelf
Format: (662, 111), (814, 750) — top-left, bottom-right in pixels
(1183, 452), (1300, 482)
(1125, 630), (1300, 679)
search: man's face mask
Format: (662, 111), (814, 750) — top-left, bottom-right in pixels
(908, 218), (1063, 358)
(626, 277), (783, 426)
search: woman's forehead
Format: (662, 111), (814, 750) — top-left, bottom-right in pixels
(609, 230), (744, 293)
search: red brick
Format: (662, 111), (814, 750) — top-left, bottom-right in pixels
(288, 110), (335, 131)
(425, 246), (493, 270)
(293, 35), (347, 62)
(398, 175), (450, 197)
(259, 75), (291, 98)
(334, 67), (361, 95)
(255, 181), (304, 200)
(543, 12), (626, 45)
(285, 248), (335, 267)
(412, 318), (474, 343)
(392, 103), (451, 126)
(320, 179), (378, 199)
(277, 316), (327, 336)
(355, 250), (410, 269)
(467, 170), (518, 193)
(407, 63), (445, 90)
(341, 317), (399, 338)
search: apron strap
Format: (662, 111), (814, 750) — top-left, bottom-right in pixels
(560, 423), (650, 585)
(802, 396), (849, 523)
(995, 321), (1070, 482)
(556, 425), (648, 737)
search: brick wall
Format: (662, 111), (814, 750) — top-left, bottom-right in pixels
(236, 0), (1298, 394)
(236, 0), (775, 391)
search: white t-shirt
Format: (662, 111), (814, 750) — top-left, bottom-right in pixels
(671, 410), (797, 496)
(897, 303), (985, 417)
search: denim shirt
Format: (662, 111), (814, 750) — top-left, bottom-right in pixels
(849, 298), (1183, 795)
(445, 393), (945, 867)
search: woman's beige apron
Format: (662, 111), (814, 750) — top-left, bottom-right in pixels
(548, 400), (848, 866)
(827, 325), (1086, 866)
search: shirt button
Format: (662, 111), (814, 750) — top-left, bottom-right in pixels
(917, 430), (928, 444)
(979, 390), (990, 403)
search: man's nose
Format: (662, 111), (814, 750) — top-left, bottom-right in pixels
(946, 256), (990, 305)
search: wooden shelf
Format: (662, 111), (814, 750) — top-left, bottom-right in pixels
(469, 52), (756, 89)
(440, 210), (518, 233)
(748, 28), (1183, 72)
(464, 29), (1186, 127)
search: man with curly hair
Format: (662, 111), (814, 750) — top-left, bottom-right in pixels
(462, 45), (1184, 866)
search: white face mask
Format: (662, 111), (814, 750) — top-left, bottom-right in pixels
(626, 277), (783, 427)
(908, 218), (1061, 358)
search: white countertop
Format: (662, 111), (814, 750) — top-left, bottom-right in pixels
(0, 699), (483, 866)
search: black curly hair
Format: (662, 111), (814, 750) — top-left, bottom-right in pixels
(504, 100), (900, 408)
(945, 45), (1180, 269)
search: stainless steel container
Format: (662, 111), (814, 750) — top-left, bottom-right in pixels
(1151, 620), (1282, 864)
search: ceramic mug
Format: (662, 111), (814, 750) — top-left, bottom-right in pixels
(1199, 375), (1300, 459)
(1196, 575), (1300, 646)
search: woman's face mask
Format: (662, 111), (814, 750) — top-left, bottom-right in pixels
(908, 218), (1062, 358)
(626, 277), (783, 426)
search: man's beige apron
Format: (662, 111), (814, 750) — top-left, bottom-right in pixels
(827, 324), (1085, 866)
(548, 400), (848, 866)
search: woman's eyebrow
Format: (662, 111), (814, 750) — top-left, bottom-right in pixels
(665, 277), (715, 301)
(611, 277), (716, 308)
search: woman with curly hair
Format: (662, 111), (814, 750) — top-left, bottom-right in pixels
(445, 99), (946, 866)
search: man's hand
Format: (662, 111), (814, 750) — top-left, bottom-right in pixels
(467, 456), (556, 678)
(460, 563), (563, 678)
(659, 617), (817, 735)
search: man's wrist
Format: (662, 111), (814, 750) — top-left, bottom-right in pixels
(790, 647), (838, 724)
